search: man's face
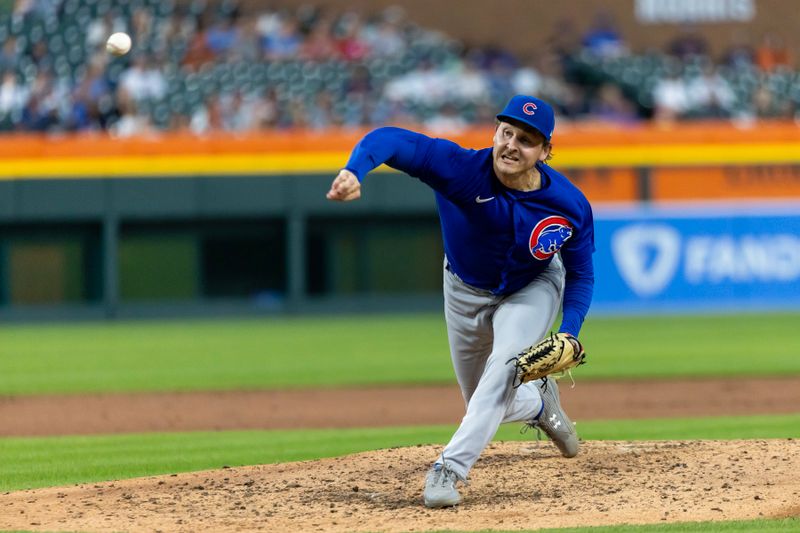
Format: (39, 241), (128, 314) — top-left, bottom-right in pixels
(492, 121), (550, 176)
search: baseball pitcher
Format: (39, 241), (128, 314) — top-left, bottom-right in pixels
(327, 94), (594, 508)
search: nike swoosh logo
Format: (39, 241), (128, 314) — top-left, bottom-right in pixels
(475, 195), (495, 204)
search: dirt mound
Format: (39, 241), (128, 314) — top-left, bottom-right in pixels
(2, 439), (798, 532)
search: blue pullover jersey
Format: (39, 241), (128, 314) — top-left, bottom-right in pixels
(345, 127), (595, 336)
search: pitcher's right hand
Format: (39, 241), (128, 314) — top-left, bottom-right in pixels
(327, 169), (361, 201)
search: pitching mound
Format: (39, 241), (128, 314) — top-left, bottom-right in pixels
(1, 440), (798, 532)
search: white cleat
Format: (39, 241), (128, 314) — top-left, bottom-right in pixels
(531, 378), (579, 458)
(423, 462), (462, 508)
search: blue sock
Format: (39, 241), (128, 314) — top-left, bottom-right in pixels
(533, 402), (545, 420)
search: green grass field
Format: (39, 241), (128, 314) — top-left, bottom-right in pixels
(1, 312), (799, 532)
(1, 312), (799, 395)
(2, 414), (799, 492)
(531, 518), (800, 532)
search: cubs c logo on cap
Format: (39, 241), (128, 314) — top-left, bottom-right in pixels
(529, 216), (573, 260)
(522, 102), (537, 115)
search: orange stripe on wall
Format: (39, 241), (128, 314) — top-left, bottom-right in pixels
(652, 165), (800, 200)
(0, 120), (798, 159)
(566, 168), (639, 203)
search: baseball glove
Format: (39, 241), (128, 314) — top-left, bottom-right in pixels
(508, 333), (586, 387)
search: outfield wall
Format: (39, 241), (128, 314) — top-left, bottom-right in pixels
(0, 123), (798, 320)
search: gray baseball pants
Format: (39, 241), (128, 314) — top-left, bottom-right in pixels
(438, 256), (565, 479)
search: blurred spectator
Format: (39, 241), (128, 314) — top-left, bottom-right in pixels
(667, 24), (709, 60)
(28, 69), (69, 119)
(652, 66), (690, 123)
(118, 55), (167, 103)
(190, 94), (225, 134)
(0, 72), (28, 118)
(13, 0), (61, 17)
(131, 8), (154, 49)
(362, 7), (407, 58)
(454, 55), (491, 103)
(587, 83), (638, 124)
(581, 10), (628, 58)
(86, 56), (116, 121)
(685, 64), (735, 119)
(335, 12), (370, 61)
(384, 55), (489, 108)
(750, 84), (792, 119)
(111, 91), (154, 137)
(220, 90), (264, 131)
(206, 15), (240, 58)
(485, 51), (517, 102)
(470, 44), (518, 73)
(262, 15), (302, 60)
(1, 1), (800, 135)
(424, 103), (467, 134)
(252, 88), (280, 129)
(346, 64), (372, 96)
(182, 16), (216, 71)
(157, 11), (196, 54)
(255, 8), (282, 42)
(70, 55), (117, 130)
(69, 72), (97, 131)
(551, 83), (590, 120)
(0, 38), (19, 72)
(168, 110), (191, 131)
(86, 12), (115, 49)
(300, 15), (338, 61)
(510, 62), (542, 97)
(722, 32), (755, 69)
(384, 60), (437, 104)
(29, 41), (50, 70)
(230, 19), (262, 63)
(20, 93), (58, 131)
(286, 96), (310, 128)
(754, 33), (794, 72)
(306, 89), (337, 130)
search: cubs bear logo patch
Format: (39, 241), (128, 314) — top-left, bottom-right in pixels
(529, 216), (573, 260)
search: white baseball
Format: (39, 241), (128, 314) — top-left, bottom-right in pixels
(106, 32), (132, 56)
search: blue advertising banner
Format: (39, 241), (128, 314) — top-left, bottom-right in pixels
(592, 203), (800, 314)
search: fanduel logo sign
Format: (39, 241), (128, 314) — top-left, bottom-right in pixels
(611, 224), (800, 297)
(612, 224), (681, 297)
(685, 235), (800, 283)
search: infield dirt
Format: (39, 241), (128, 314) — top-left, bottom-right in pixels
(1, 377), (799, 532)
(2, 376), (800, 436)
(1, 440), (798, 532)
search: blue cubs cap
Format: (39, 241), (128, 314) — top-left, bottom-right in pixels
(496, 94), (555, 141)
